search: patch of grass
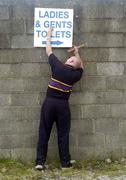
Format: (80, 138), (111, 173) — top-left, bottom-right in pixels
(0, 158), (126, 179)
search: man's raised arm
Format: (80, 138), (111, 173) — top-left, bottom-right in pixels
(73, 46), (84, 69)
(46, 28), (53, 57)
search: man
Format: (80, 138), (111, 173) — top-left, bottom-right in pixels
(35, 28), (84, 170)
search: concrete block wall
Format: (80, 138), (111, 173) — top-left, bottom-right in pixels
(0, 0), (126, 161)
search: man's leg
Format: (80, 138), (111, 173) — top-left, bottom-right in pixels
(55, 100), (71, 167)
(36, 98), (54, 165)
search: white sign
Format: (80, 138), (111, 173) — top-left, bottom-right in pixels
(34, 8), (74, 47)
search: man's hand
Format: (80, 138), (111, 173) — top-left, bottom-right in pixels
(46, 28), (53, 57)
(47, 28), (53, 38)
(73, 46), (79, 55)
(73, 45), (84, 69)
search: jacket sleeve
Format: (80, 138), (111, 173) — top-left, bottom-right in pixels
(48, 53), (63, 69)
(73, 68), (84, 83)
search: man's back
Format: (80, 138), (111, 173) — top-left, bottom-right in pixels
(47, 53), (83, 100)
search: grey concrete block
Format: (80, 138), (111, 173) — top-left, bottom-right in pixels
(0, 50), (20, 63)
(70, 91), (123, 105)
(85, 62), (97, 75)
(124, 4), (126, 18)
(23, 78), (48, 92)
(48, 131), (57, 147)
(78, 133), (105, 147)
(0, 121), (13, 135)
(10, 64), (21, 77)
(107, 76), (126, 90)
(24, 0), (35, 6)
(97, 63), (124, 76)
(81, 105), (111, 118)
(70, 119), (94, 149)
(35, 0), (75, 8)
(0, 134), (37, 148)
(69, 133), (78, 147)
(103, 2), (124, 18)
(0, 33), (10, 48)
(82, 1), (123, 18)
(123, 34), (126, 47)
(79, 33), (123, 48)
(21, 63), (50, 78)
(94, 146), (112, 160)
(119, 135), (126, 147)
(40, 63), (50, 77)
(0, 64), (11, 77)
(26, 20), (34, 34)
(0, 107), (39, 130)
(81, 48), (109, 62)
(78, 119), (95, 135)
(12, 4), (34, 20)
(8, 0), (34, 6)
(82, 76), (106, 90)
(0, 94), (11, 106)
(119, 119), (126, 135)
(21, 107), (40, 121)
(11, 148), (36, 161)
(120, 147), (126, 159)
(0, 149), (11, 159)
(105, 19), (126, 33)
(104, 147), (121, 160)
(21, 63), (41, 77)
(123, 91), (126, 103)
(109, 48), (126, 62)
(80, 19), (126, 33)
(0, 120), (38, 135)
(11, 35), (33, 48)
(0, 78), (23, 92)
(0, 107), (22, 121)
(76, 147), (95, 160)
(0, 6), (9, 20)
(70, 121), (80, 134)
(11, 93), (40, 106)
(1, 121), (38, 135)
(124, 63), (126, 75)
(80, 20), (105, 33)
(111, 104), (126, 118)
(0, 49), (44, 63)
(0, 64), (21, 78)
(94, 118), (119, 135)
(105, 134), (120, 149)
(11, 20), (25, 34)
(70, 104), (82, 120)
(70, 92), (96, 105)
(0, 20), (10, 33)
(95, 91), (123, 104)
(0, 0), (9, 5)
(48, 147), (58, 159)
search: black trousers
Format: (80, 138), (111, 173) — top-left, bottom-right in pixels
(36, 97), (71, 167)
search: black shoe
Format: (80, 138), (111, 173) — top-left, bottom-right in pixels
(35, 164), (45, 171)
(61, 162), (73, 170)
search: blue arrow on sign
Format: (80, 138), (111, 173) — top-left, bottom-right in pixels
(42, 40), (64, 46)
